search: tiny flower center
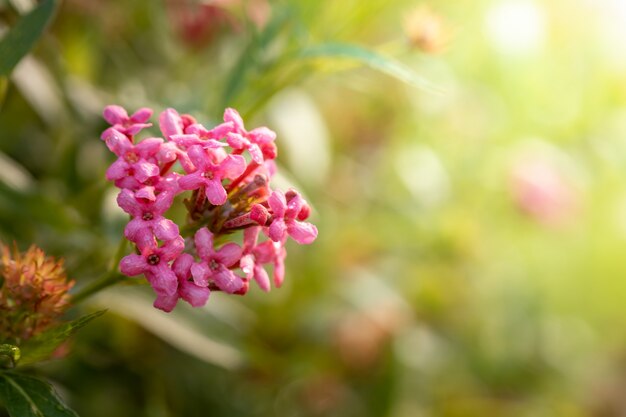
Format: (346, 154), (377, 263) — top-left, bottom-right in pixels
(209, 259), (219, 270)
(202, 171), (214, 180)
(147, 254), (160, 265)
(125, 151), (139, 163)
(142, 212), (154, 221)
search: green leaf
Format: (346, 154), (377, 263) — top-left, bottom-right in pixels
(0, 372), (78, 417)
(299, 43), (440, 93)
(0, 0), (57, 76)
(17, 310), (106, 367)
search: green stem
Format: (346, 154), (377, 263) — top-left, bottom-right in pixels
(71, 238), (128, 305)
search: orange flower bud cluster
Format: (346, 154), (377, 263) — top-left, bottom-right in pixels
(0, 244), (74, 343)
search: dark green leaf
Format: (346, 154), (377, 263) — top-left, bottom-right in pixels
(0, 372), (78, 417)
(299, 43), (440, 93)
(0, 0), (57, 76)
(17, 310), (106, 366)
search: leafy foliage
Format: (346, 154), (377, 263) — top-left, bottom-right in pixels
(0, 0), (57, 76)
(17, 311), (106, 367)
(0, 372), (77, 417)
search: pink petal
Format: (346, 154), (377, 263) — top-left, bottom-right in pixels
(106, 159), (129, 181)
(273, 257), (285, 288)
(119, 254), (146, 276)
(178, 172), (206, 190)
(171, 134), (202, 148)
(205, 179), (227, 205)
(103, 105), (129, 125)
(154, 219), (180, 241)
(286, 191), (304, 219)
(207, 121), (234, 139)
(248, 127), (276, 144)
(179, 280), (210, 307)
(125, 123), (152, 136)
(116, 189), (142, 217)
(240, 254), (255, 279)
(104, 128), (132, 156)
(253, 241), (275, 264)
(184, 123), (210, 136)
(133, 160), (160, 183)
(226, 132), (247, 150)
(146, 266), (178, 296)
(187, 145), (209, 169)
(194, 228), (215, 260)
(223, 108), (245, 132)
(243, 227), (260, 252)
(153, 190), (174, 214)
(287, 221), (318, 244)
(158, 142), (179, 164)
(159, 236), (185, 261)
(153, 291), (178, 312)
(130, 107), (153, 123)
(215, 243), (242, 267)
(220, 155), (246, 179)
(268, 191), (287, 218)
(114, 176), (141, 190)
(249, 144), (264, 164)
(124, 218), (150, 241)
(253, 264), (271, 292)
(172, 253), (194, 279)
(135, 186), (156, 201)
(268, 218), (287, 242)
(159, 108), (183, 139)
(212, 266), (243, 294)
(190, 262), (210, 286)
(136, 137), (163, 156)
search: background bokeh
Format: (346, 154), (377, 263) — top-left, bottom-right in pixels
(3, 0), (626, 415)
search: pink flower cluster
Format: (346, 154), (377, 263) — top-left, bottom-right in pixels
(100, 105), (317, 312)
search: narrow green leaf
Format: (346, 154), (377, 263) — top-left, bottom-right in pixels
(0, 373), (78, 417)
(220, 9), (292, 108)
(0, 0), (57, 76)
(299, 43), (440, 93)
(17, 310), (106, 366)
(0, 345), (20, 369)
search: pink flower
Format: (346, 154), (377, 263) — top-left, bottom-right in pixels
(102, 105), (153, 137)
(159, 108), (197, 140)
(116, 188), (179, 248)
(267, 190), (317, 244)
(223, 108), (277, 160)
(240, 227), (271, 291)
(254, 238), (287, 288)
(153, 253), (210, 312)
(190, 228), (244, 293)
(119, 236), (185, 296)
(103, 129), (162, 187)
(178, 145), (246, 205)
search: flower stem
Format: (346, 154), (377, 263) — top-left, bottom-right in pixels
(71, 238), (129, 305)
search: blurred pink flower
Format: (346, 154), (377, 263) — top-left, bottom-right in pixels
(510, 155), (577, 225)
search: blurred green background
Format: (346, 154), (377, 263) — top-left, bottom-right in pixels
(3, 0), (626, 415)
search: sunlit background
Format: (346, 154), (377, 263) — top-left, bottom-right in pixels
(3, 0), (626, 415)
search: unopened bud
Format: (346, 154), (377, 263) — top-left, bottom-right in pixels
(250, 204), (270, 225)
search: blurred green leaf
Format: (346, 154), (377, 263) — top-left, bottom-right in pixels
(18, 310), (106, 367)
(220, 9), (292, 108)
(299, 43), (439, 93)
(0, 372), (78, 417)
(0, 77), (8, 108)
(0, 0), (57, 76)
